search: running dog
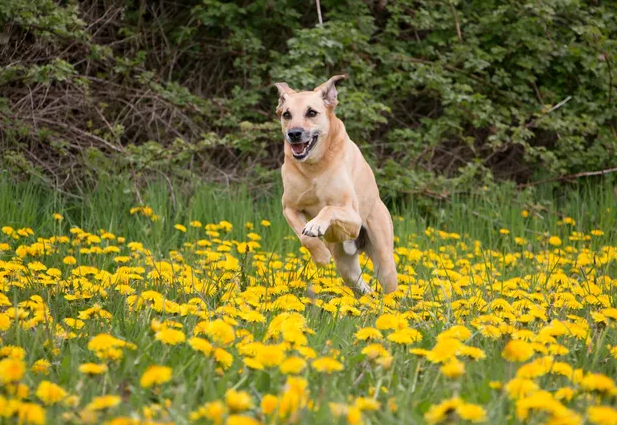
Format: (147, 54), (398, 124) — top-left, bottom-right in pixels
(274, 75), (398, 294)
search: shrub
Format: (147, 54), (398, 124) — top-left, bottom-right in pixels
(1, 0), (616, 200)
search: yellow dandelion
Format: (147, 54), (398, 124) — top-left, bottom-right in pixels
(548, 236), (562, 246)
(15, 403), (46, 425)
(441, 358), (465, 379)
(189, 337), (214, 356)
(36, 381), (67, 405)
(312, 356), (344, 373)
(86, 395), (121, 411)
(226, 415), (262, 425)
(354, 327), (383, 341)
(280, 356), (307, 375)
(31, 359), (51, 375)
(587, 406), (617, 425)
(155, 328), (186, 345)
(214, 348), (233, 369)
(140, 365), (173, 388)
(501, 340), (534, 362)
(225, 389), (254, 412)
(79, 363), (108, 375)
(580, 373), (617, 396)
(261, 394), (278, 415)
(0, 357), (25, 383)
(387, 328), (422, 344)
(505, 378), (539, 399)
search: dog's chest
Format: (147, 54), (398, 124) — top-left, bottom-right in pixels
(295, 178), (319, 204)
(287, 178), (326, 214)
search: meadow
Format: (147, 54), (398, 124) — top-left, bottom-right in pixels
(1, 176), (616, 425)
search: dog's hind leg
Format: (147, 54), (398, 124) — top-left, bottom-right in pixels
(330, 242), (372, 295)
(364, 200), (398, 294)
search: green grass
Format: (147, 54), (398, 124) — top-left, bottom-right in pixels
(0, 173), (616, 425)
(2, 172), (615, 252)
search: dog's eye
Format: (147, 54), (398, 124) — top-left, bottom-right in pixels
(282, 111), (291, 120)
(306, 109), (318, 118)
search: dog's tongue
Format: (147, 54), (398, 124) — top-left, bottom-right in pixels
(291, 143), (306, 155)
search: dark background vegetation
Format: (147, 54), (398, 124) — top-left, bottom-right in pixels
(1, 0), (616, 203)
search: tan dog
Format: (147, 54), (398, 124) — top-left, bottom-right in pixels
(274, 75), (398, 295)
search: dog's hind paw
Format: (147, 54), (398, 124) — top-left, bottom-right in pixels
(302, 219), (329, 238)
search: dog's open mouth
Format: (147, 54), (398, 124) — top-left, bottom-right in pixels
(290, 135), (318, 159)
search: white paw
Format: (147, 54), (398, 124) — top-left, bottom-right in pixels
(355, 280), (373, 295)
(302, 219), (329, 238)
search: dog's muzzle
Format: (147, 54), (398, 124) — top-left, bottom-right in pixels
(286, 128), (319, 160)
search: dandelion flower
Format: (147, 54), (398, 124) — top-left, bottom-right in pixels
(79, 363), (108, 375)
(581, 373), (617, 396)
(225, 389), (254, 412)
(31, 359), (51, 375)
(502, 340), (534, 362)
(587, 406), (617, 425)
(505, 378), (539, 399)
(189, 337), (213, 356)
(15, 403), (46, 425)
(226, 415), (262, 425)
(387, 328), (422, 344)
(441, 358), (465, 379)
(215, 348), (233, 369)
(155, 328), (186, 345)
(36, 381), (67, 405)
(549, 236), (562, 246)
(354, 327), (383, 341)
(354, 397), (381, 411)
(261, 394), (278, 415)
(0, 358), (25, 383)
(140, 365), (173, 388)
(190, 400), (226, 422)
(312, 356), (344, 373)
(280, 356), (307, 375)
(86, 395), (121, 411)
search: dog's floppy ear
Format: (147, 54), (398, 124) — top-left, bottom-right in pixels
(314, 74), (347, 108)
(274, 82), (296, 115)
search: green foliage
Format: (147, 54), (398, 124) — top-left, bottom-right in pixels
(1, 0), (616, 201)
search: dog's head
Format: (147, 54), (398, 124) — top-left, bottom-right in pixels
(274, 75), (347, 162)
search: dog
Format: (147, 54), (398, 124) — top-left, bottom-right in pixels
(274, 75), (398, 295)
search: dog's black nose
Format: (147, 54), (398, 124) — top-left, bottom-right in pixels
(287, 129), (303, 142)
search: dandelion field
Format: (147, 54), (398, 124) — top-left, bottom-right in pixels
(1, 178), (617, 425)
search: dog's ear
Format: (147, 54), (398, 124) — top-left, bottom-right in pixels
(274, 82), (296, 115)
(314, 74), (347, 108)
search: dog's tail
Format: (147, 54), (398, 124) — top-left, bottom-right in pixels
(342, 226), (367, 255)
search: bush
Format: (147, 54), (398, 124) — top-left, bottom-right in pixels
(1, 0), (616, 200)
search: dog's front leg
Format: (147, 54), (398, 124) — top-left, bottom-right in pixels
(283, 207), (332, 266)
(303, 206), (362, 244)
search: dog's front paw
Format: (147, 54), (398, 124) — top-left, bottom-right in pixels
(302, 219), (329, 238)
